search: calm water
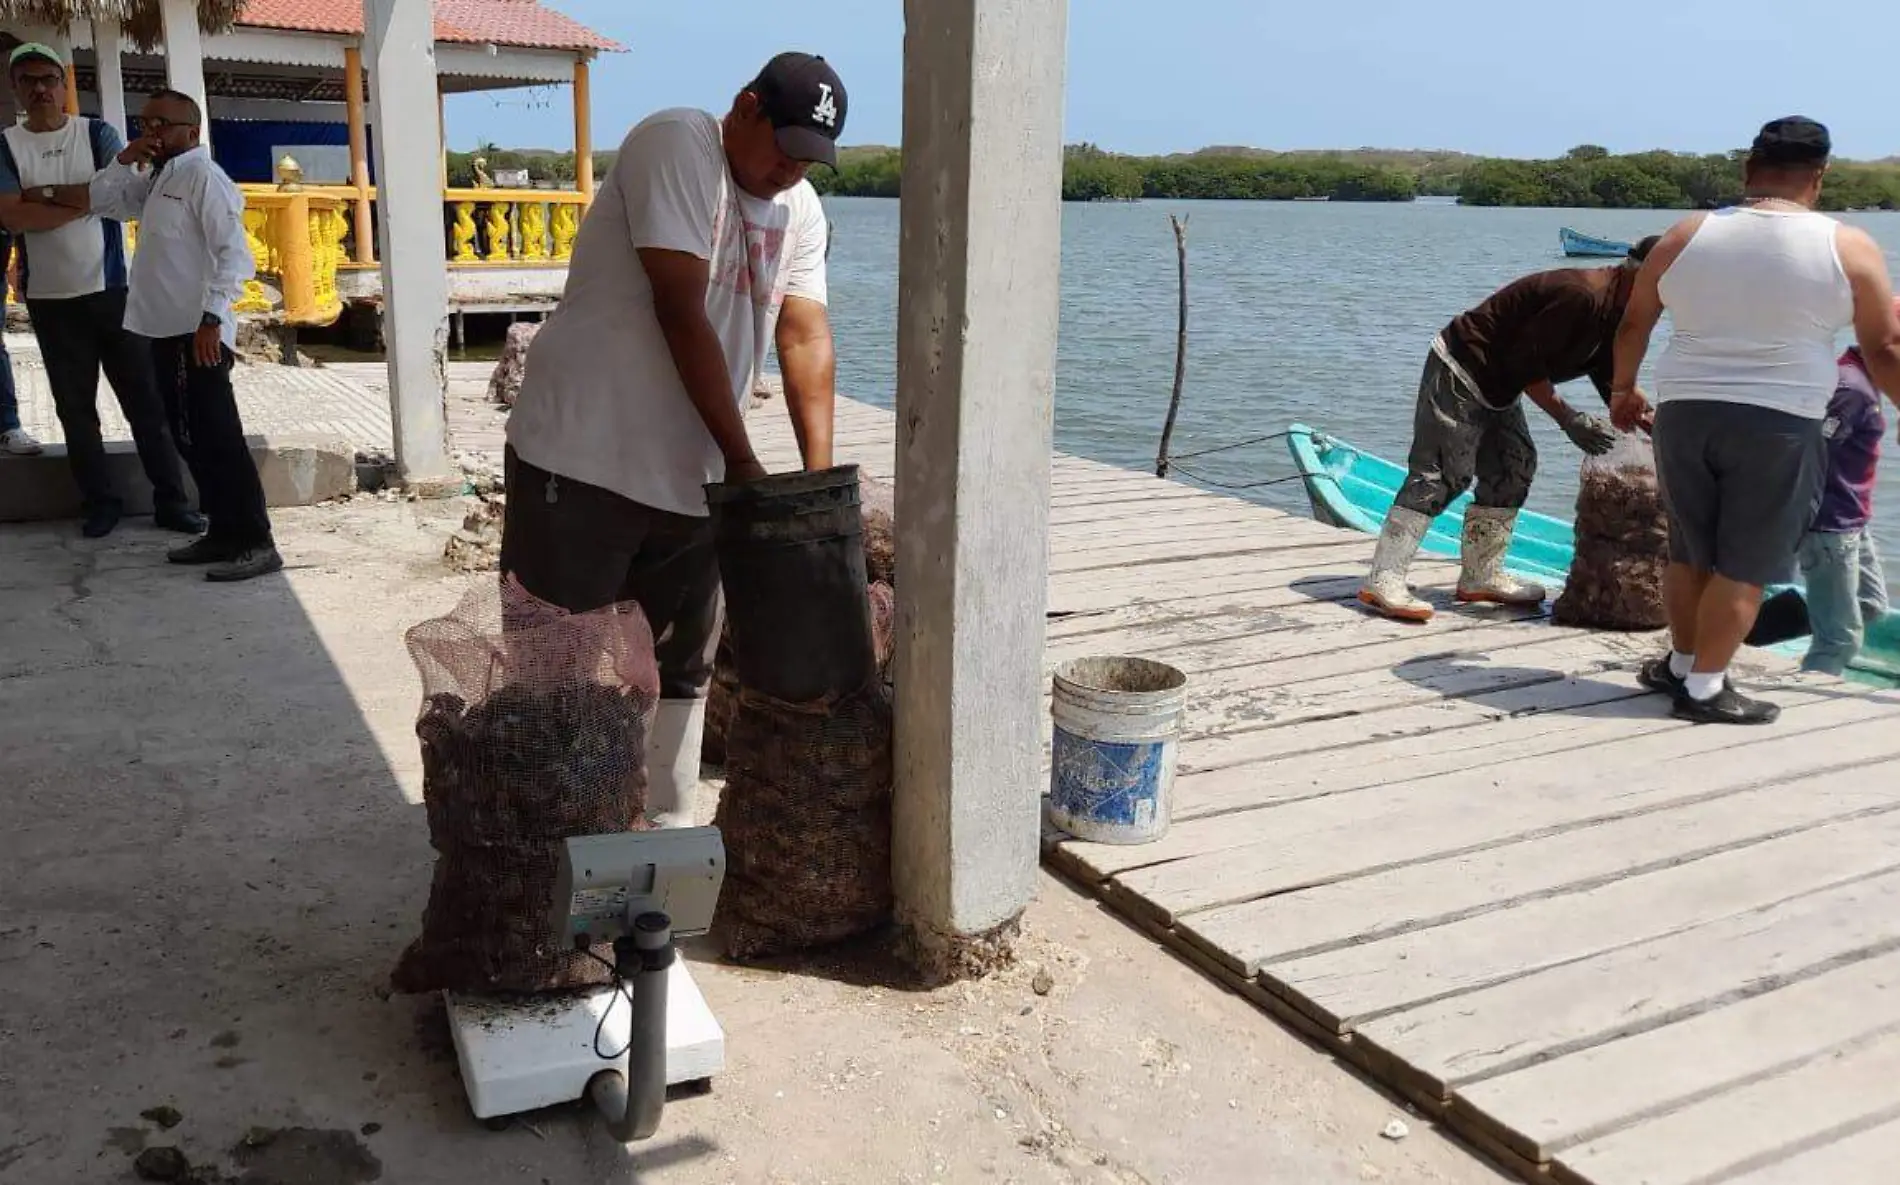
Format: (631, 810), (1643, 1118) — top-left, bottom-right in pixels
(820, 197), (1900, 558)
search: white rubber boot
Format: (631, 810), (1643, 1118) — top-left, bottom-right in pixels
(1359, 506), (1436, 622)
(1455, 506), (1547, 606)
(645, 698), (706, 829)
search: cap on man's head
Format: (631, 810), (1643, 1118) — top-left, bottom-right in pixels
(9, 42), (65, 72)
(1751, 116), (1831, 167)
(747, 52), (847, 168)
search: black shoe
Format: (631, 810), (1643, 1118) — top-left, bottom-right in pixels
(1638, 656), (1687, 697)
(1673, 685), (1781, 725)
(169, 536), (241, 565)
(154, 506), (209, 535)
(206, 545), (284, 583)
(81, 505), (121, 539)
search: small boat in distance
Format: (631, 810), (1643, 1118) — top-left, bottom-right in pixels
(1559, 227), (1634, 258)
(1283, 423), (1900, 687)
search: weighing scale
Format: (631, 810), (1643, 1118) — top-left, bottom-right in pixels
(443, 827), (727, 1140)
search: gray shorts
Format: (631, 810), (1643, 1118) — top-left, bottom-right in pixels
(1652, 400), (1825, 588)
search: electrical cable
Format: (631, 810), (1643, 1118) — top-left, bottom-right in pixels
(584, 946), (634, 1061)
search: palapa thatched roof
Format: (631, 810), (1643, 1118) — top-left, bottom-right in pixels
(0, 1), (246, 49)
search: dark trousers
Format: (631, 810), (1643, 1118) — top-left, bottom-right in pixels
(26, 288), (191, 517)
(499, 447), (722, 700)
(149, 334), (273, 548)
(1395, 351), (1537, 518)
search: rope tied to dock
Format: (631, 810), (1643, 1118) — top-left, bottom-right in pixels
(1162, 429), (1291, 463)
(1165, 463), (1308, 493)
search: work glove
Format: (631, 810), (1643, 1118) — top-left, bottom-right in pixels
(1558, 408), (1618, 456)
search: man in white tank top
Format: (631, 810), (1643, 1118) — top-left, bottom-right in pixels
(1611, 117), (1900, 724)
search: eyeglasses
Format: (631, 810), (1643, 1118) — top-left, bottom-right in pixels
(15, 73), (63, 93)
(140, 116), (199, 131)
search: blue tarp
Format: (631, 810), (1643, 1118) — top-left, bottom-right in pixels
(125, 119), (374, 186)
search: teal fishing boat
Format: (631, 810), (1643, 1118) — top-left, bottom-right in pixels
(1559, 227), (1633, 258)
(1286, 423), (1900, 688)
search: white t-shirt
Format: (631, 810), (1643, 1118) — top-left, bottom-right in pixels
(3, 118), (112, 299)
(506, 108), (829, 517)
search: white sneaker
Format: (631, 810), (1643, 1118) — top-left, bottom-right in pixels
(1, 428), (44, 456)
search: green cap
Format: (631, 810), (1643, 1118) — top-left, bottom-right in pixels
(9, 43), (64, 71)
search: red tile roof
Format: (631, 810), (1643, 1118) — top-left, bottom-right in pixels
(237, 0), (623, 53)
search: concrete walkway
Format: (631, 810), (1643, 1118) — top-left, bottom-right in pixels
(5, 332), (395, 454)
(1, 333), (386, 523)
(0, 494), (1500, 1184)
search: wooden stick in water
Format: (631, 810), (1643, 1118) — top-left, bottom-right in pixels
(1156, 213), (1189, 477)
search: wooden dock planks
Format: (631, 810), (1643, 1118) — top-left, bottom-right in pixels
(748, 397), (1900, 1185)
(1455, 949), (1900, 1164)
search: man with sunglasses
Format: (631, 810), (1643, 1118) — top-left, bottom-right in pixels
(30, 88), (279, 581)
(0, 43), (199, 538)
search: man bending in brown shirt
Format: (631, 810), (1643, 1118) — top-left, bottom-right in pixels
(1359, 238), (1657, 621)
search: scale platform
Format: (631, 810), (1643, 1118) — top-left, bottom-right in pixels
(446, 960), (725, 1120)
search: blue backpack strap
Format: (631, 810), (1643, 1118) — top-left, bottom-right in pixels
(89, 116), (112, 169)
(0, 130), (19, 192)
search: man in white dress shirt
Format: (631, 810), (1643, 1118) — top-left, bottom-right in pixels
(32, 89), (280, 581)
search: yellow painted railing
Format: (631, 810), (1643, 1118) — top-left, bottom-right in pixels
(230, 191), (351, 327)
(1, 182), (589, 313)
(444, 188), (588, 265)
(233, 182), (586, 270)
(92, 190), (351, 327)
(240, 182), (366, 204)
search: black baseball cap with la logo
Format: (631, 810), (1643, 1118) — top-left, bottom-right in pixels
(747, 52), (847, 168)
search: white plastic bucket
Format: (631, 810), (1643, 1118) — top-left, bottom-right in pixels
(1046, 656), (1188, 845)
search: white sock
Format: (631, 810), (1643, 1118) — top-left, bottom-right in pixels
(1684, 671), (1725, 702)
(1669, 650), (1695, 679)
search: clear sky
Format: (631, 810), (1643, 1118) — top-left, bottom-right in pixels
(446, 0), (1898, 161)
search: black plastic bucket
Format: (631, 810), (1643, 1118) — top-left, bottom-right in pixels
(706, 465), (876, 703)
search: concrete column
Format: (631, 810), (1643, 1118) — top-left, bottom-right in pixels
(363, 0), (454, 489)
(890, 0), (1069, 979)
(342, 45), (375, 265)
(158, 0), (209, 145)
(92, 19), (127, 133)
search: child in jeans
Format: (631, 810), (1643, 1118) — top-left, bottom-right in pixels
(1799, 318), (1895, 674)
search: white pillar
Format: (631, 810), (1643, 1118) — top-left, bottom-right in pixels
(157, 0), (208, 141)
(890, 0), (1069, 978)
(92, 19), (127, 133)
(363, 0), (454, 487)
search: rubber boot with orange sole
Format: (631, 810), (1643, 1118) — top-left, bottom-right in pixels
(1359, 506), (1436, 622)
(1454, 505), (1547, 607)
